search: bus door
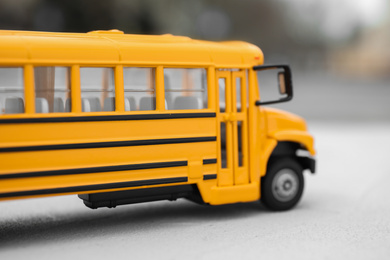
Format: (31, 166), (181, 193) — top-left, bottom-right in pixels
(217, 70), (249, 187)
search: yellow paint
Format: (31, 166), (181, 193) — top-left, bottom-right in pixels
(71, 65), (81, 112)
(264, 107), (315, 155)
(24, 65), (35, 114)
(209, 182), (260, 205)
(114, 65), (125, 112)
(155, 66), (165, 111)
(0, 30), (315, 206)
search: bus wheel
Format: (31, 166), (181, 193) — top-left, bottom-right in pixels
(261, 157), (304, 211)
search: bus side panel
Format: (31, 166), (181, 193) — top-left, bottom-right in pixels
(0, 117), (218, 200)
(0, 117), (214, 147)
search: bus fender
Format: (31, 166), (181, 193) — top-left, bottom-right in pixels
(270, 130), (316, 156)
(261, 130), (315, 177)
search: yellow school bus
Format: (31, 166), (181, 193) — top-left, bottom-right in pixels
(0, 29), (315, 211)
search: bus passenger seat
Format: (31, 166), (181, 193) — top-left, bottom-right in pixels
(54, 98), (64, 112)
(65, 98), (71, 112)
(87, 97), (102, 112)
(174, 96), (202, 110)
(5, 97), (24, 114)
(103, 97), (115, 111)
(82, 98), (91, 112)
(164, 76), (172, 109)
(139, 97), (156, 111)
(124, 98), (130, 111)
(35, 98), (49, 113)
(125, 97), (136, 111)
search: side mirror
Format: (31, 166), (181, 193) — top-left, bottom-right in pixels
(254, 64), (293, 106)
(278, 72), (286, 94)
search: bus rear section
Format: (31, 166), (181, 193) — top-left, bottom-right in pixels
(0, 65), (220, 207)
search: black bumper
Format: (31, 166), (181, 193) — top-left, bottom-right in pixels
(297, 156), (316, 174)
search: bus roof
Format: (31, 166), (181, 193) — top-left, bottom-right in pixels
(0, 30), (264, 68)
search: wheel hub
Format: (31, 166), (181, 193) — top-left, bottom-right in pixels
(271, 169), (299, 202)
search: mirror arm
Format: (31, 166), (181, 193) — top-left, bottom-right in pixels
(255, 95), (293, 106)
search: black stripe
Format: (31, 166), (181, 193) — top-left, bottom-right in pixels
(0, 113), (216, 124)
(203, 159), (217, 164)
(0, 137), (217, 153)
(0, 177), (188, 199)
(203, 174), (217, 180)
(0, 161), (187, 180)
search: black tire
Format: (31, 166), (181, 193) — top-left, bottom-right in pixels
(261, 157), (304, 211)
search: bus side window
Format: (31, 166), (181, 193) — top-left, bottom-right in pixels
(34, 67), (71, 113)
(123, 67), (156, 111)
(80, 68), (115, 112)
(164, 68), (207, 110)
(0, 67), (24, 115)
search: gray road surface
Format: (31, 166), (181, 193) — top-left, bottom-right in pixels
(0, 122), (389, 260)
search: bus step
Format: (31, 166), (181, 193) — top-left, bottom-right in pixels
(78, 184), (199, 209)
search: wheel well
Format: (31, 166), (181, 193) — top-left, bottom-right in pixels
(270, 141), (301, 157)
(269, 141), (315, 174)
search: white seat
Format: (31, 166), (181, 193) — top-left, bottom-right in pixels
(35, 98), (49, 113)
(53, 98), (64, 112)
(125, 98), (130, 111)
(5, 97), (24, 114)
(165, 98), (173, 110)
(65, 98), (71, 112)
(139, 96), (156, 111)
(173, 96), (202, 110)
(103, 97), (115, 111)
(82, 98), (91, 112)
(125, 96), (136, 111)
(87, 97), (101, 112)
(164, 76), (173, 109)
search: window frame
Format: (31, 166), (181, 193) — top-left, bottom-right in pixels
(0, 64), (217, 117)
(122, 66), (158, 112)
(162, 66), (209, 111)
(0, 66), (25, 115)
(33, 66), (72, 114)
(79, 66), (116, 113)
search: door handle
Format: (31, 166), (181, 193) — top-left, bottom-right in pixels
(223, 113), (236, 122)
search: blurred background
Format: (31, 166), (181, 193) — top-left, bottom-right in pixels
(1, 2), (390, 259)
(0, 0), (389, 122)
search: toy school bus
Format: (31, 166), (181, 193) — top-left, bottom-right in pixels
(0, 30), (315, 211)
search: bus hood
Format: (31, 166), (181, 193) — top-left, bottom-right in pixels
(263, 107), (315, 155)
(263, 107), (307, 134)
